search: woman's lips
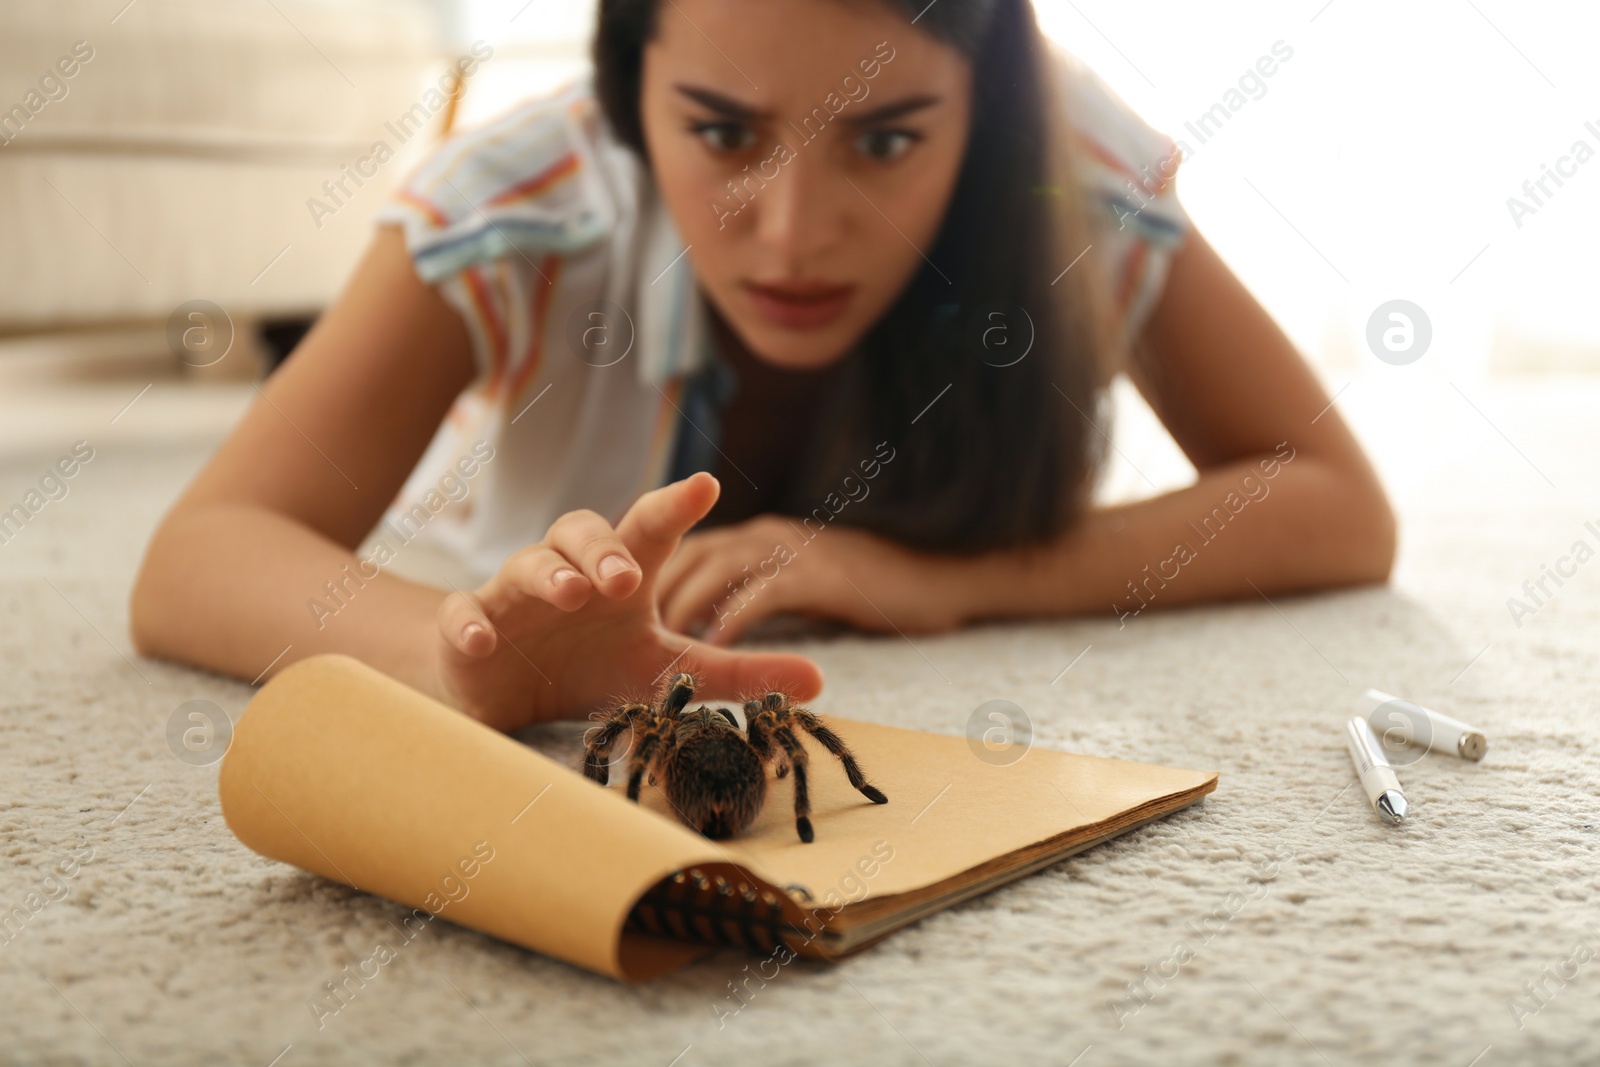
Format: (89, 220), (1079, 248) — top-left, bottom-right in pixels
(742, 280), (855, 331)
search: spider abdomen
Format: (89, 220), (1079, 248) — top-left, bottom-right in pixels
(665, 733), (767, 840)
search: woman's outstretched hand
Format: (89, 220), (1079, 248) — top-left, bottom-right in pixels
(429, 472), (824, 732)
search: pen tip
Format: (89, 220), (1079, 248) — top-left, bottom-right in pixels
(1377, 792), (1408, 825)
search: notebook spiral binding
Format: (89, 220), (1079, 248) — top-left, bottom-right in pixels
(625, 867), (798, 954)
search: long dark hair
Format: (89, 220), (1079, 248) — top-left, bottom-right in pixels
(593, 0), (1115, 555)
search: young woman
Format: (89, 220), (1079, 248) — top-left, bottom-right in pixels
(130, 0), (1396, 733)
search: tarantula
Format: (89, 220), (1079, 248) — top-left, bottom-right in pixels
(580, 672), (887, 843)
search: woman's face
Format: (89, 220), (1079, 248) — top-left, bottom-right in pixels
(639, 0), (973, 370)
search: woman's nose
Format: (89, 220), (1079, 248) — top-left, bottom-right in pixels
(749, 152), (847, 263)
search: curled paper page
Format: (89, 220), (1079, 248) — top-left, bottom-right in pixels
(219, 653), (741, 981)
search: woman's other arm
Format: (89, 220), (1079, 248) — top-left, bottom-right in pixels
(959, 226), (1397, 622)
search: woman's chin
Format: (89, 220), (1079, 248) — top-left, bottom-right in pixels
(730, 317), (861, 372)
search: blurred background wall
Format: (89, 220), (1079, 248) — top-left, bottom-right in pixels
(0, 0), (444, 352)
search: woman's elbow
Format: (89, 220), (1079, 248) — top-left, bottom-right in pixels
(1293, 454), (1397, 590)
(1345, 473), (1399, 586)
(128, 519), (182, 659)
(128, 551), (162, 658)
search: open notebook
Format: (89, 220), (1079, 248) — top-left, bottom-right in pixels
(219, 654), (1218, 981)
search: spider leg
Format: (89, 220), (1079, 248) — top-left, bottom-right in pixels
(746, 700), (787, 777)
(745, 712), (788, 776)
(582, 703), (650, 786)
(793, 709), (888, 804)
(662, 673), (697, 716)
(746, 714), (777, 764)
(626, 725), (668, 802)
(771, 723), (814, 843)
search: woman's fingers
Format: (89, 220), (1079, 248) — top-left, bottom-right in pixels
(436, 588), (497, 658)
(438, 476), (723, 655)
(438, 474), (723, 673)
(544, 509), (642, 599)
(617, 472), (721, 577)
(466, 543), (597, 622)
(499, 544), (601, 610)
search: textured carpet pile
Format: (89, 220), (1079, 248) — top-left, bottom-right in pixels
(1, 367), (1596, 1065)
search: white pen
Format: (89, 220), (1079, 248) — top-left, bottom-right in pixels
(1345, 716), (1408, 825)
(1358, 688), (1488, 761)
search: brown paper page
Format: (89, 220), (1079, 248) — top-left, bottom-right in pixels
(622, 717), (1218, 951)
(219, 653), (740, 981)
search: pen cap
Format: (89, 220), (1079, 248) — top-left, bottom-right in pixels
(1358, 688), (1487, 762)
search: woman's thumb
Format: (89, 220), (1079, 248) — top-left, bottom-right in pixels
(681, 643), (825, 706)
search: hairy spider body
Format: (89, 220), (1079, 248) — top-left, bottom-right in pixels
(580, 673), (888, 842)
(661, 721), (766, 840)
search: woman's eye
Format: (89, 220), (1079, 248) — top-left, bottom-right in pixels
(691, 121), (756, 153)
(855, 128), (920, 162)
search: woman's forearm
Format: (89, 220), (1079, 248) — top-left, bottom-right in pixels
(130, 503), (449, 699)
(958, 448), (1397, 624)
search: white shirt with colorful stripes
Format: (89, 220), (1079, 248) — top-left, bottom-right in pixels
(372, 50), (1190, 586)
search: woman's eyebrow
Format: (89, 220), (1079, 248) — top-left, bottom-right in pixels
(841, 94), (941, 126)
(674, 83), (942, 125)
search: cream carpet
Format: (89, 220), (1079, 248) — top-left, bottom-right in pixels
(2, 356), (1597, 1066)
